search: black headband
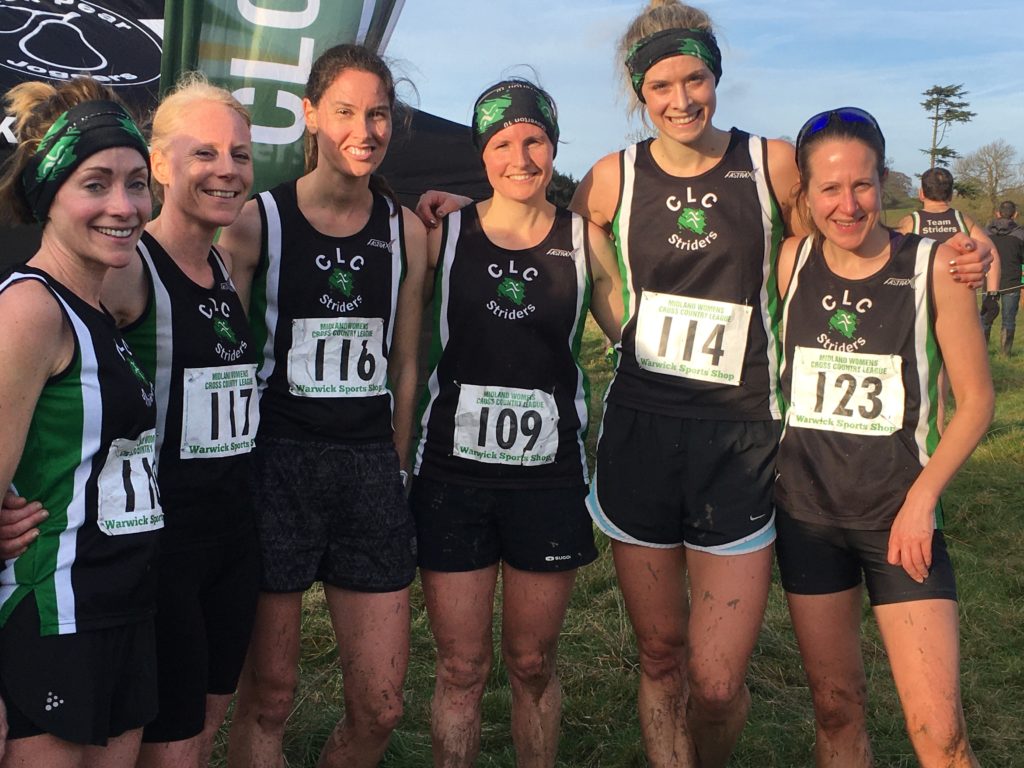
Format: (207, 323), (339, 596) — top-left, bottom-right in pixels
(21, 100), (150, 222)
(471, 81), (559, 157)
(625, 28), (723, 102)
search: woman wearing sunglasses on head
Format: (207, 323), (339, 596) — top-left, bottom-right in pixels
(563, 3), (997, 766)
(774, 107), (991, 767)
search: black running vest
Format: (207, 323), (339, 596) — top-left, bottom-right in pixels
(125, 232), (258, 546)
(1, 267), (161, 635)
(249, 183), (405, 443)
(909, 208), (968, 243)
(607, 131), (784, 420)
(776, 233), (943, 530)
(414, 206), (591, 487)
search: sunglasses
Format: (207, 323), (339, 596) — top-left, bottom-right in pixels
(795, 107), (885, 157)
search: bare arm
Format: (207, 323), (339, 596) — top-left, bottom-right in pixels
(390, 208), (428, 473)
(965, 215), (1000, 293)
(569, 153), (620, 234)
(766, 138), (806, 237)
(216, 198), (263, 313)
(775, 236), (802, 299)
(422, 218), (445, 307)
(895, 214), (914, 235)
(0, 281), (74, 504)
(586, 221), (623, 341)
(886, 243), (994, 581)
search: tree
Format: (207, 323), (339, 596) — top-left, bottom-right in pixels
(920, 84), (976, 168)
(547, 169), (579, 208)
(882, 163), (914, 208)
(954, 140), (1023, 212)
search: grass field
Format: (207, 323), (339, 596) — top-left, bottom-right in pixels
(212, 318), (1024, 768)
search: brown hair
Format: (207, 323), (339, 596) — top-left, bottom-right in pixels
(617, 0), (716, 119)
(795, 115), (888, 241)
(302, 44), (410, 208)
(0, 77), (132, 225)
(149, 71), (251, 203)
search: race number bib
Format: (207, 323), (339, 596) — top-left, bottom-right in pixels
(288, 317), (388, 398)
(97, 429), (164, 536)
(789, 347), (905, 436)
(634, 291), (751, 385)
(180, 364), (259, 459)
(453, 384), (559, 466)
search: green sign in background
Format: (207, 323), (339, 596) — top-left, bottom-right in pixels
(161, 0), (402, 194)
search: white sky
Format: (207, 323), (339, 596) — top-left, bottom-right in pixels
(387, 0), (1024, 181)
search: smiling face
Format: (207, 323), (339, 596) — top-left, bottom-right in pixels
(304, 68), (392, 178)
(46, 146), (151, 269)
(481, 122), (554, 204)
(152, 100), (253, 229)
(641, 54), (717, 147)
(804, 137), (886, 255)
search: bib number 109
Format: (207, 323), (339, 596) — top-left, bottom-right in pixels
(453, 384), (559, 466)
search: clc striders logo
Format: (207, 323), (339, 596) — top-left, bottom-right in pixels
(0, 1), (161, 85)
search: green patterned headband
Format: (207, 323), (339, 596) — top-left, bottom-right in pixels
(626, 28), (723, 102)
(21, 100), (150, 222)
(472, 80), (559, 157)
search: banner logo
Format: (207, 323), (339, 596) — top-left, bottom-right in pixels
(0, 1), (160, 85)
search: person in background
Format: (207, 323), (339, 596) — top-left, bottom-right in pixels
(412, 78), (620, 768)
(0, 77), (160, 767)
(897, 166), (1000, 333)
(984, 200), (1024, 355)
(774, 106), (991, 768)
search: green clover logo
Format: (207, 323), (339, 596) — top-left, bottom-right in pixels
(497, 277), (526, 306)
(677, 208), (707, 235)
(329, 268), (355, 298)
(475, 95), (512, 133)
(829, 309), (858, 340)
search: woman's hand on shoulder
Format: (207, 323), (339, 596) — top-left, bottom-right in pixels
(414, 191), (472, 229)
(217, 198), (262, 311)
(571, 153), (620, 234)
(943, 230), (994, 289)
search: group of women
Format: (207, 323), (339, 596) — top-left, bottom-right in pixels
(0, 1), (995, 767)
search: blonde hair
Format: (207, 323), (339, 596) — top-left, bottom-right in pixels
(617, 0), (716, 119)
(149, 72), (252, 202)
(0, 77), (127, 224)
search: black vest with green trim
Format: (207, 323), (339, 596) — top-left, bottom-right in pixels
(910, 208), (968, 243)
(775, 233), (943, 530)
(414, 206), (591, 487)
(0, 266), (162, 636)
(249, 182), (405, 443)
(125, 232), (257, 546)
(607, 130), (784, 421)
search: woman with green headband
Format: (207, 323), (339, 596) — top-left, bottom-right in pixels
(411, 77), (620, 767)
(567, 2), (993, 767)
(0, 77), (160, 765)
